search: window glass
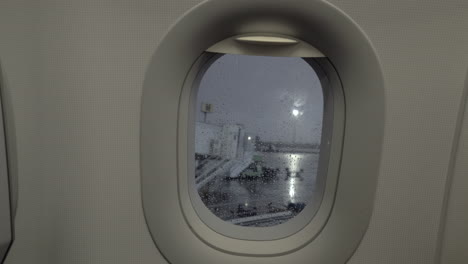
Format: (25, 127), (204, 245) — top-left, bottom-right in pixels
(194, 54), (324, 227)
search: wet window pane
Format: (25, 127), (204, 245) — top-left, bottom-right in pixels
(194, 54), (324, 227)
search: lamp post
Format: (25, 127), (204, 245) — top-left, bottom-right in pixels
(291, 108), (301, 144)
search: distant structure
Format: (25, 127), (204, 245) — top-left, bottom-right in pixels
(201, 102), (213, 123)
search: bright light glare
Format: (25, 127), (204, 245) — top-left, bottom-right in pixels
(289, 178), (296, 201)
(247, 136), (252, 141)
(288, 154), (301, 172)
(292, 109), (300, 117)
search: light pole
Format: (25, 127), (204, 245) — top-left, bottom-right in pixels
(291, 108), (301, 144)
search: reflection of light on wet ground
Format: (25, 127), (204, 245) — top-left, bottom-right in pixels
(289, 178), (296, 203)
(287, 154), (302, 172)
(199, 152), (321, 226)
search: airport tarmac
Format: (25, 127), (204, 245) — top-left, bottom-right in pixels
(198, 151), (323, 226)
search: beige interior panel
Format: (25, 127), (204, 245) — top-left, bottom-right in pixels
(0, 0), (467, 263)
(439, 76), (468, 264)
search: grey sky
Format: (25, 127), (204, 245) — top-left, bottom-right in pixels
(196, 54), (323, 144)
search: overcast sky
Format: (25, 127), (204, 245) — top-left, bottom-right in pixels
(196, 54), (323, 144)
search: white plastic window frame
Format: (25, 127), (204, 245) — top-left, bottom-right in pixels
(183, 53), (344, 241)
(140, 0), (385, 262)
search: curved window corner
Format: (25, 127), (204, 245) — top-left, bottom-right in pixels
(141, 1), (385, 263)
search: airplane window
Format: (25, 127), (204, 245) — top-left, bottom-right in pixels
(193, 54), (325, 227)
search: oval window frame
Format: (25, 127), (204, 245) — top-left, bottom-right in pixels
(182, 52), (344, 242)
(140, 0), (385, 262)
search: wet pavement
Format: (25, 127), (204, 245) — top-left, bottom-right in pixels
(198, 151), (322, 226)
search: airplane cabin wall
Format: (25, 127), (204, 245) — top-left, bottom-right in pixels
(0, 0), (467, 263)
(439, 81), (468, 264)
